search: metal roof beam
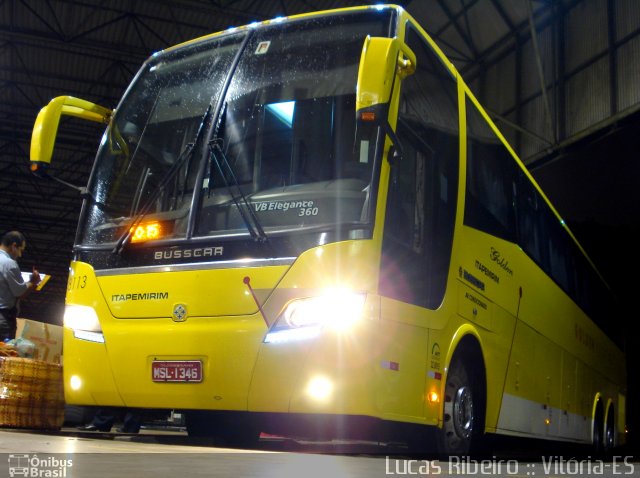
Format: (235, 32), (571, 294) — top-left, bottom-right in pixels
(435, 0), (479, 62)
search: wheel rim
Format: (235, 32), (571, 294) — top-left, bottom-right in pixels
(453, 385), (474, 439)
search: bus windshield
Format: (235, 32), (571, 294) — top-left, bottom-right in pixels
(79, 10), (393, 247)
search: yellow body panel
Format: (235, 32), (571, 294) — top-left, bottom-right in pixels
(65, 261), (284, 409)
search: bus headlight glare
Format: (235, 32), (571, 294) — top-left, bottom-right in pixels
(306, 376), (333, 401)
(64, 305), (102, 332)
(265, 290), (365, 343)
(264, 291), (365, 343)
(283, 291), (365, 330)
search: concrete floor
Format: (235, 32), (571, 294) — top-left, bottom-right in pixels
(1, 428), (639, 478)
(0, 428), (393, 478)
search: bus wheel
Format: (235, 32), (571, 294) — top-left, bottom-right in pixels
(593, 403), (604, 455)
(438, 357), (478, 456)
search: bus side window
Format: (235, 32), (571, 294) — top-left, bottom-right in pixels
(547, 214), (574, 294)
(385, 136), (419, 248)
(464, 99), (518, 243)
(516, 173), (549, 271)
(380, 24), (459, 310)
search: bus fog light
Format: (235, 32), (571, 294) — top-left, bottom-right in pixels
(306, 376), (333, 401)
(70, 375), (82, 391)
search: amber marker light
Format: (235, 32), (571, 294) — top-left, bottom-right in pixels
(428, 391), (440, 403)
(130, 222), (162, 243)
(360, 111), (376, 121)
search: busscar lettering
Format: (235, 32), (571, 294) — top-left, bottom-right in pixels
(112, 292), (169, 302)
(154, 247), (223, 260)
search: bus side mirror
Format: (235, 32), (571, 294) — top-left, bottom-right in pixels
(356, 36), (416, 113)
(356, 37), (415, 164)
(30, 96), (112, 176)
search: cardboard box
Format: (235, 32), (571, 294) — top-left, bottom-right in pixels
(15, 318), (63, 364)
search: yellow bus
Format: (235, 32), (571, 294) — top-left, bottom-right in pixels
(30, 5), (626, 455)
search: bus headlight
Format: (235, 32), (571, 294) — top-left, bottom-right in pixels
(264, 290), (365, 343)
(64, 305), (104, 343)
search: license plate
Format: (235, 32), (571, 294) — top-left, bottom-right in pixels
(152, 360), (202, 383)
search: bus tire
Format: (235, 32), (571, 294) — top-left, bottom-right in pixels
(604, 406), (615, 454)
(593, 401), (604, 456)
(438, 353), (484, 457)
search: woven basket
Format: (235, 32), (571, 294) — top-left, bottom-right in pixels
(0, 357), (65, 429)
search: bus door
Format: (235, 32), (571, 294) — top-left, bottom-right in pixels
(377, 24), (459, 419)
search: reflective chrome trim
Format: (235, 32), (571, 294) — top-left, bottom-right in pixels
(73, 330), (105, 343)
(94, 257), (296, 276)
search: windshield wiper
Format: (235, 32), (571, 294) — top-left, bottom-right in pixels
(208, 139), (268, 243)
(112, 104), (212, 254)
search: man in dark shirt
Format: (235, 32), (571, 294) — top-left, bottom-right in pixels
(0, 231), (40, 340)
